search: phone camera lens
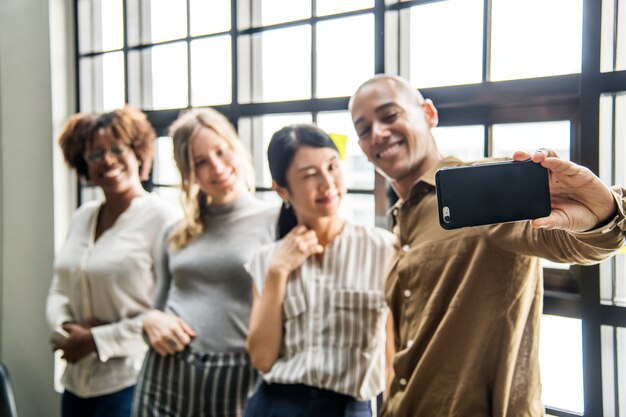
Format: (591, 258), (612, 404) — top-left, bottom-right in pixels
(442, 206), (451, 223)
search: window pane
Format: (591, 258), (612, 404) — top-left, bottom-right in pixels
(79, 52), (125, 113)
(316, 0), (373, 17)
(80, 184), (104, 203)
(239, 114), (314, 188)
(432, 125), (484, 161)
(259, 0), (311, 26)
(190, 0), (231, 36)
(128, 42), (188, 110)
(152, 136), (181, 186)
(490, 0), (582, 81)
(127, 0), (187, 45)
(255, 190), (282, 205)
(149, 0), (187, 43)
(78, 0), (123, 53)
(599, 93), (626, 306)
(317, 111), (374, 190)
(190, 36), (232, 106)
(340, 194), (375, 228)
(601, 0), (626, 72)
(493, 121), (571, 270)
(316, 15), (375, 98)
(601, 325), (626, 417)
(153, 187), (184, 213)
(409, 0), (483, 88)
(540, 315), (584, 413)
(252, 26), (312, 102)
(492, 121), (570, 160)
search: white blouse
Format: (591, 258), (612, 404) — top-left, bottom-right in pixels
(246, 222), (396, 401)
(46, 193), (180, 397)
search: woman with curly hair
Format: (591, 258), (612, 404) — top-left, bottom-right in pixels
(46, 106), (180, 417)
(132, 108), (277, 417)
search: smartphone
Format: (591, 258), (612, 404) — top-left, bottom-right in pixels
(435, 159), (551, 230)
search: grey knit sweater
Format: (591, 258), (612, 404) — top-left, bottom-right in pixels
(154, 193), (277, 353)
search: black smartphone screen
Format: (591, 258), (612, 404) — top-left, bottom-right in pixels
(435, 160), (551, 230)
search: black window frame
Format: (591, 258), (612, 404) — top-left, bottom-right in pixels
(73, 0), (626, 415)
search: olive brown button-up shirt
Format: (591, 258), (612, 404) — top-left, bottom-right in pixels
(382, 157), (626, 417)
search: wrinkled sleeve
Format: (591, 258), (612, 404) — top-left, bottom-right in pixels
(152, 224), (177, 311)
(92, 205), (181, 362)
(91, 315), (146, 362)
(491, 185), (626, 264)
(244, 245), (274, 295)
(46, 208), (84, 330)
(46, 274), (74, 329)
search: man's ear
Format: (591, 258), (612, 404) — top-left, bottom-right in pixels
(272, 180), (290, 203)
(423, 99), (439, 128)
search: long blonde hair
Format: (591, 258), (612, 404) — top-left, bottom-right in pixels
(169, 108), (255, 249)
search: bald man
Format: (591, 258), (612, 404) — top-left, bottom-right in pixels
(350, 74), (626, 417)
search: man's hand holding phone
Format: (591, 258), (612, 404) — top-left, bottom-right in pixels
(513, 149), (618, 232)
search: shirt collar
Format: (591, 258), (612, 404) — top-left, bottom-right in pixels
(387, 156), (464, 216)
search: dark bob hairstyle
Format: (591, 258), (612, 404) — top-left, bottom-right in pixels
(267, 124), (339, 239)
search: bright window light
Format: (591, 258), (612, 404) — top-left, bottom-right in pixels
(409, 0), (483, 88)
(190, 36), (232, 106)
(257, 26), (312, 102)
(316, 0), (373, 17)
(150, 42), (188, 109)
(259, 113), (314, 187)
(102, 52), (125, 111)
(260, 0), (311, 26)
(190, 0), (230, 36)
(149, 0), (187, 43)
(432, 125), (485, 161)
(101, 0), (123, 51)
(540, 315), (584, 413)
(490, 0), (582, 81)
(316, 14), (375, 98)
(317, 111), (374, 190)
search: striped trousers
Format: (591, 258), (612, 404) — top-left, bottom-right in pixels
(132, 348), (259, 417)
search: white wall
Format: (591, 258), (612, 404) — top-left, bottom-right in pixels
(0, 0), (74, 416)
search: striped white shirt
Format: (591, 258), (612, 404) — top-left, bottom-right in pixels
(246, 222), (396, 401)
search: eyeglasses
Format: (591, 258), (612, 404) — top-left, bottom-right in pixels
(84, 144), (129, 164)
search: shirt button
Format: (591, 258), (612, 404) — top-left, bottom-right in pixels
(399, 378), (407, 386)
(402, 244), (410, 253)
(392, 209), (398, 216)
(403, 289), (411, 298)
(406, 339), (414, 348)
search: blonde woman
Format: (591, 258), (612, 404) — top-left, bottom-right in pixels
(132, 108), (277, 417)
